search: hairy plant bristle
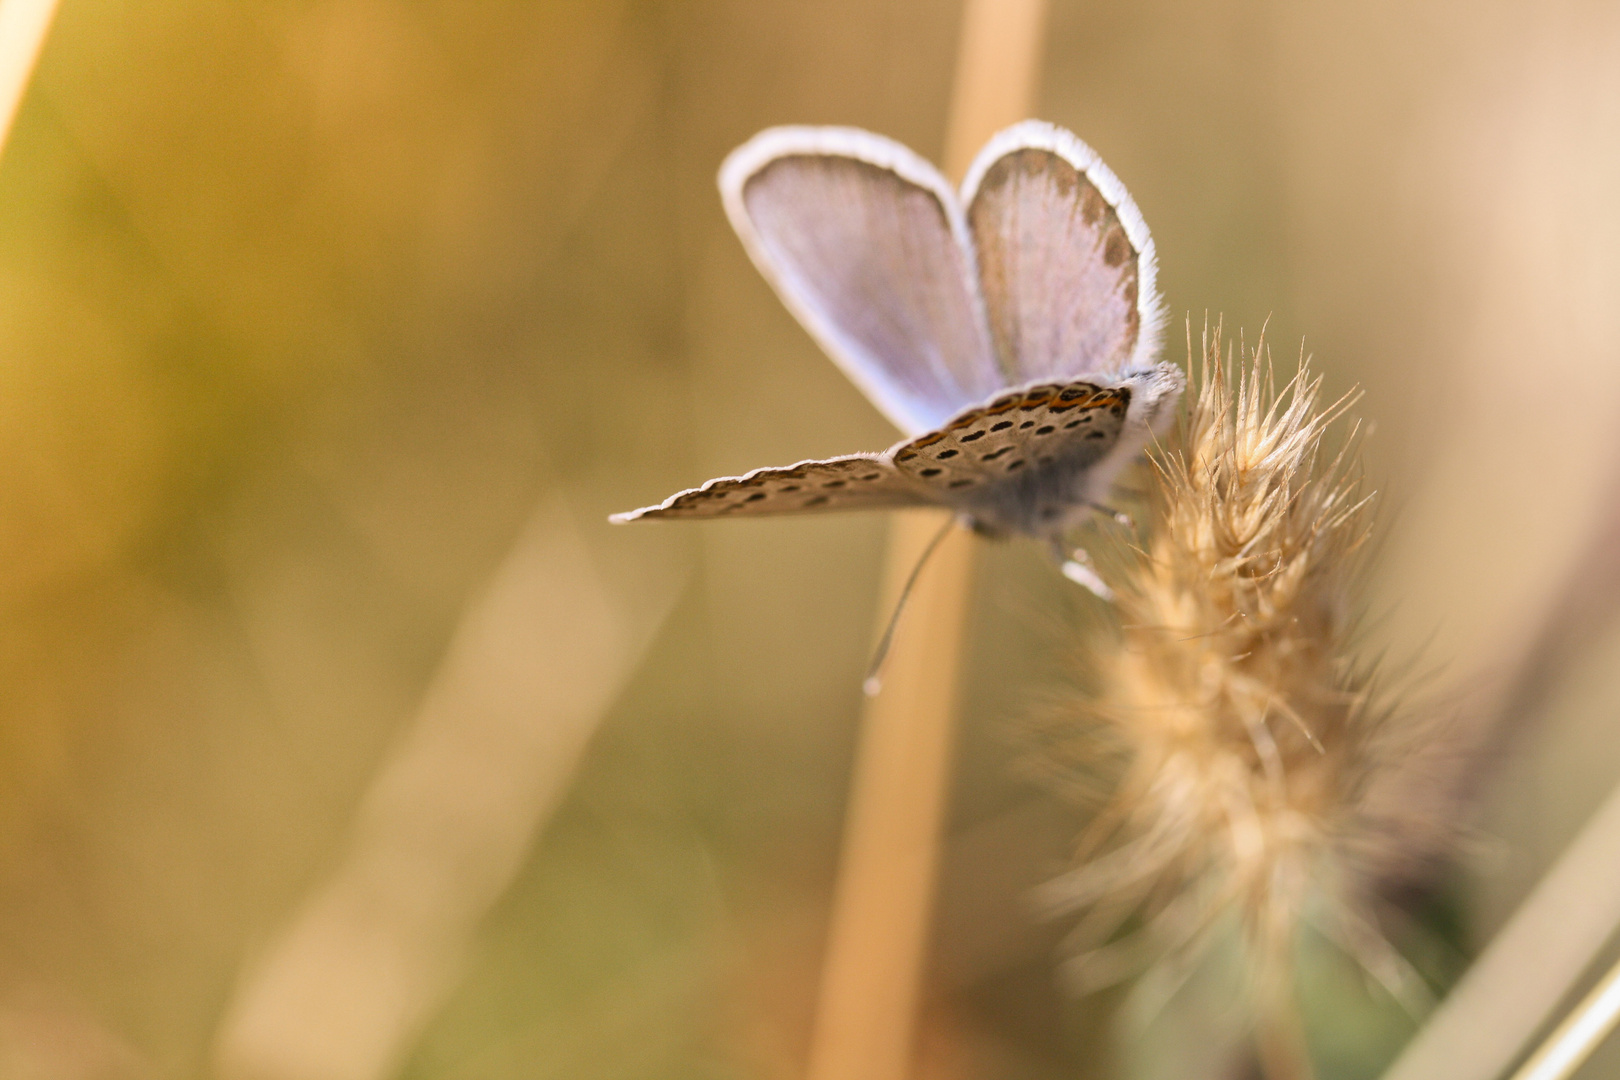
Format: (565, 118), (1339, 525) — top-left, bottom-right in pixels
(1031, 324), (1451, 1073)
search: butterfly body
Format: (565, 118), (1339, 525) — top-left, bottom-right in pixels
(912, 366), (1182, 540)
(613, 121), (1184, 553)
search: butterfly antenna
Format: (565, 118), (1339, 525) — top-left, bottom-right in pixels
(862, 514), (960, 697)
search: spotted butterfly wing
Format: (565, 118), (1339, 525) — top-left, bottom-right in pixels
(892, 383), (1127, 484)
(609, 455), (936, 522)
(613, 377), (1142, 531)
(889, 379), (1132, 536)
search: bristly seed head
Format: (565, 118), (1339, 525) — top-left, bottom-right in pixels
(1029, 322), (1450, 1063)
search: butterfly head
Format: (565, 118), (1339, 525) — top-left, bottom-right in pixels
(1114, 362), (1186, 436)
(1068, 361), (1185, 517)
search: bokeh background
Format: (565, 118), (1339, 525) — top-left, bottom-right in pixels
(1, 1), (1619, 1078)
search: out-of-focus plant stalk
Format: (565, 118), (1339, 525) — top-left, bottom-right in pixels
(1381, 441), (1620, 1080)
(212, 498), (678, 1080)
(940, 0), (1047, 180)
(803, 3), (1046, 1080)
(0, 0), (57, 157)
(1509, 950), (1620, 1080)
(1381, 764), (1620, 1080)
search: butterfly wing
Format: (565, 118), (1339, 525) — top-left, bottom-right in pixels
(962, 122), (1165, 383)
(610, 455), (940, 522)
(721, 128), (1002, 436)
(612, 375), (1168, 533)
(890, 380), (1129, 485)
(620, 125), (1179, 535)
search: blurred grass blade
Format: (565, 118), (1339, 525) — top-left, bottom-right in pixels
(0, 0), (56, 156)
(1510, 952), (1620, 1080)
(212, 495), (681, 1080)
(1381, 778), (1620, 1080)
(1380, 447), (1620, 1080)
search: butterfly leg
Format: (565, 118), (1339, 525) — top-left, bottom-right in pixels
(1088, 503), (1134, 529)
(1049, 538), (1114, 601)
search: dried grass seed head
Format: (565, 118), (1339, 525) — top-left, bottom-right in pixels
(1036, 323), (1440, 1020)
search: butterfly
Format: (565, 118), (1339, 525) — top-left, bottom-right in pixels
(612, 120), (1183, 587)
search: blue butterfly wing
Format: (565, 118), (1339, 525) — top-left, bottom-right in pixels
(721, 127), (1004, 436)
(961, 122), (1166, 383)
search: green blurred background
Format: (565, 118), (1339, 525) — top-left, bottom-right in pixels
(1, 1), (1619, 1078)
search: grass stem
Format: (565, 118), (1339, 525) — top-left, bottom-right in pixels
(804, 4), (1047, 1077)
(1509, 951), (1620, 1080)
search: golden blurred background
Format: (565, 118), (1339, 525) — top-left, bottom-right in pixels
(0, 1), (1618, 1078)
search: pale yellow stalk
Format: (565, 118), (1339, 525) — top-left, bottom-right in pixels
(1509, 950), (1620, 1080)
(803, 3), (1047, 1079)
